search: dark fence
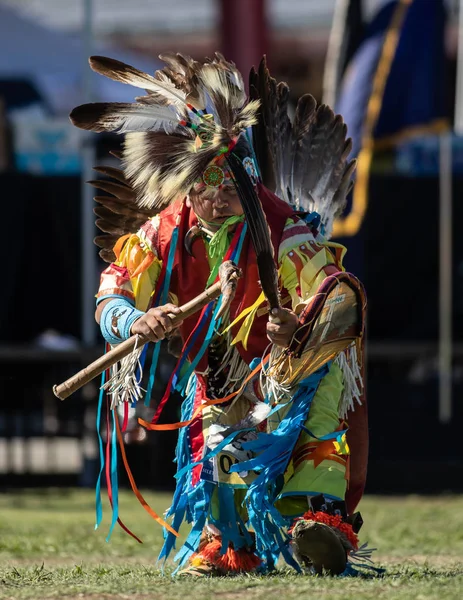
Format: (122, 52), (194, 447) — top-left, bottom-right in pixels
(0, 344), (181, 490)
(2, 171), (463, 492)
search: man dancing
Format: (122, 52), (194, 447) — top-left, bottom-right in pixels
(71, 53), (370, 576)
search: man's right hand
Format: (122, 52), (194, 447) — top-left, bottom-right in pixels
(130, 303), (183, 342)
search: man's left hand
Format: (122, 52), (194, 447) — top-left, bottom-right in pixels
(266, 307), (299, 347)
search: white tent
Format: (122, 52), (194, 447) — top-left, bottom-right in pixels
(0, 5), (161, 115)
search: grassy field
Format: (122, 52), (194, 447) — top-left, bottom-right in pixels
(0, 490), (462, 599)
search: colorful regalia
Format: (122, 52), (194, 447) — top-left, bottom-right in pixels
(71, 53), (375, 577)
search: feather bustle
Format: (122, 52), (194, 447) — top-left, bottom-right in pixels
(93, 165), (128, 184)
(88, 178), (136, 202)
(291, 95), (317, 207)
(89, 157), (158, 262)
(250, 59), (355, 238)
(275, 81), (292, 202)
(94, 234), (120, 249)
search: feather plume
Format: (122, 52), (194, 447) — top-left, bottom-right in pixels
(71, 53), (260, 211)
(249, 57), (291, 195)
(95, 234), (119, 249)
(89, 163), (157, 262)
(123, 130), (215, 209)
(291, 102), (354, 235)
(93, 165), (128, 184)
(89, 56), (159, 88)
(290, 95), (318, 206)
(249, 64), (275, 191)
(95, 237), (121, 262)
(88, 178), (137, 202)
(227, 152), (280, 310)
(70, 102), (182, 134)
(157, 52), (204, 107)
(275, 82), (292, 202)
(250, 57), (355, 238)
(89, 56), (189, 112)
(93, 195), (152, 218)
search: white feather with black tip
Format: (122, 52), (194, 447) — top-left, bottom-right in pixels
(89, 56), (191, 113)
(70, 102), (183, 135)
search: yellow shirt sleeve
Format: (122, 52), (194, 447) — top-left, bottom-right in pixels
(96, 217), (162, 312)
(278, 218), (346, 313)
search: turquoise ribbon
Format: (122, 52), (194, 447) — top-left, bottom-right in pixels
(106, 410), (119, 542)
(94, 368), (106, 530)
(174, 297), (223, 391)
(144, 224), (179, 406)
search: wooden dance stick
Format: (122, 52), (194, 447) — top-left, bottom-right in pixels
(53, 262), (241, 400)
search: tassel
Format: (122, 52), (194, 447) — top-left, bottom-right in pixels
(103, 385), (142, 544)
(336, 342), (363, 419)
(290, 510), (359, 550)
(197, 539), (261, 573)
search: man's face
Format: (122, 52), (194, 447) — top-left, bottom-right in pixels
(187, 183), (244, 229)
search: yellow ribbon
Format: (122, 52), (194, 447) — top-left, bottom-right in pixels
(333, 433), (350, 456)
(221, 290), (266, 350)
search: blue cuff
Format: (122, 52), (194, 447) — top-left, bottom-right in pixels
(100, 298), (144, 345)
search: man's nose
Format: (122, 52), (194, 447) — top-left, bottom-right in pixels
(213, 192), (228, 208)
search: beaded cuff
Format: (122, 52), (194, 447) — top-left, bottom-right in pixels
(100, 298), (144, 345)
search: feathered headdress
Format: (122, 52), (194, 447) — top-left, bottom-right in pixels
(71, 53), (355, 264)
(70, 53), (260, 211)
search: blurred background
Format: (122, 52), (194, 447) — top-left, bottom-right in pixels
(0, 0), (462, 495)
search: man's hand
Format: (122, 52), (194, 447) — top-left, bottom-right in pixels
(266, 307), (299, 348)
(130, 303), (183, 342)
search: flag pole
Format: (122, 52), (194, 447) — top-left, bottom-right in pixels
(81, 0), (97, 346)
(437, 0), (461, 423)
(323, 0), (348, 106)
(455, 0), (463, 133)
(438, 130), (452, 424)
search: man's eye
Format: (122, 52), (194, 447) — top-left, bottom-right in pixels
(200, 190), (217, 201)
(222, 186), (237, 195)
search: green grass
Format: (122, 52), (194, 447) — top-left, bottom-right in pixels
(0, 490), (462, 599)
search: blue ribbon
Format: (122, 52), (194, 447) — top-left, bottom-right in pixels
(106, 410), (119, 542)
(226, 365), (331, 570)
(145, 225), (179, 406)
(158, 376), (197, 563)
(173, 425), (254, 481)
(94, 367), (106, 530)
(299, 425), (348, 444)
(174, 299), (223, 391)
(303, 210), (326, 235)
(172, 302), (215, 391)
(231, 221), (247, 261)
